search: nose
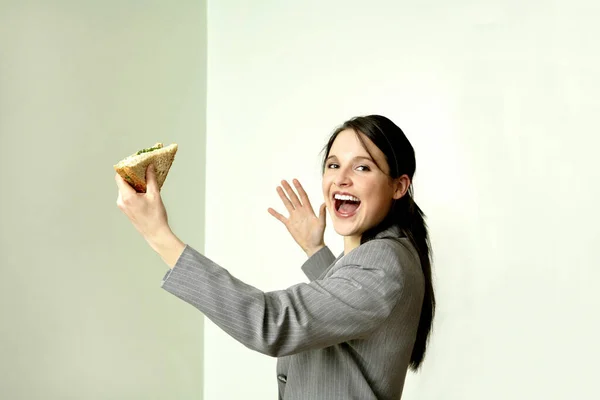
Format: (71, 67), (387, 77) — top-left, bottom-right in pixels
(334, 167), (352, 187)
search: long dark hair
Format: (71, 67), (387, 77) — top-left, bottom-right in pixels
(321, 115), (435, 371)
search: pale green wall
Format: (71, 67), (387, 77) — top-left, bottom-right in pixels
(0, 1), (206, 399)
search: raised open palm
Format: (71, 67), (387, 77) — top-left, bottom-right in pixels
(268, 179), (326, 256)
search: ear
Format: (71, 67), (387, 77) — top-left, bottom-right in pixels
(392, 174), (411, 200)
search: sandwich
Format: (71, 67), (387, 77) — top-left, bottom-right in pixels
(114, 142), (178, 192)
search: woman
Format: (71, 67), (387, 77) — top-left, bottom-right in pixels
(115, 115), (435, 399)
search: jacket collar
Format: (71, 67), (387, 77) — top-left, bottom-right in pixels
(373, 224), (402, 240)
(334, 224), (404, 262)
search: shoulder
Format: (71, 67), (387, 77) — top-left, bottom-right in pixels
(328, 238), (423, 301)
(343, 237), (420, 274)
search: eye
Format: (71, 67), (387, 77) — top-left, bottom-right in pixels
(327, 163), (339, 169)
(356, 165), (370, 172)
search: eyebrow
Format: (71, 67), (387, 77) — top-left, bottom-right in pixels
(326, 155), (374, 163)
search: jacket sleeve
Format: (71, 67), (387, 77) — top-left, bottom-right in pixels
(161, 239), (406, 358)
(300, 246), (337, 281)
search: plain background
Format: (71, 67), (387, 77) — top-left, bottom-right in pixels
(1, 1), (599, 399)
(0, 1), (206, 399)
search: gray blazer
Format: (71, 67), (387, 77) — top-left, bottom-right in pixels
(161, 225), (424, 399)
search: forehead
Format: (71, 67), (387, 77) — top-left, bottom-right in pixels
(330, 129), (367, 152)
(329, 129), (390, 172)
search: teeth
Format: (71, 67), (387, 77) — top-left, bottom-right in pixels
(334, 193), (360, 202)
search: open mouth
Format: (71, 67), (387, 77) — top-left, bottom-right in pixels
(333, 193), (361, 216)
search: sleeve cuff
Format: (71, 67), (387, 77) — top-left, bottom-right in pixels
(161, 244), (189, 286)
(300, 246), (336, 281)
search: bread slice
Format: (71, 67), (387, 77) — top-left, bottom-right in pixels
(114, 142), (178, 192)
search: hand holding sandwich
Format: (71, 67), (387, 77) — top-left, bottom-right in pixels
(115, 164), (185, 268)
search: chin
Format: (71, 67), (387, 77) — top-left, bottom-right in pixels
(331, 221), (362, 238)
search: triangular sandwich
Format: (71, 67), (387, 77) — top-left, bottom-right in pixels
(114, 142), (178, 192)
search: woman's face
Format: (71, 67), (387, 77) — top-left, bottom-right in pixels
(322, 129), (404, 240)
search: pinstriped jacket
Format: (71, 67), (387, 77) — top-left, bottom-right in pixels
(161, 225), (424, 399)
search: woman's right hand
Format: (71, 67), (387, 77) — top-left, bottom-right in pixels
(268, 179), (326, 257)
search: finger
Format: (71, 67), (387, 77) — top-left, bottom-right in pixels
(146, 164), (158, 194)
(281, 180), (302, 208)
(276, 186), (295, 213)
(318, 203), (327, 223)
(267, 208), (288, 224)
(116, 191), (124, 210)
(115, 172), (136, 196)
(115, 186), (131, 215)
(293, 179), (313, 210)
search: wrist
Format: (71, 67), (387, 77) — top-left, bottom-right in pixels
(147, 228), (186, 268)
(305, 244), (325, 257)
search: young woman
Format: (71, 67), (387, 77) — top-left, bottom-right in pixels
(115, 115), (435, 400)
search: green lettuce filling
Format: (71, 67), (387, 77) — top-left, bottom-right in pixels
(136, 145), (162, 155)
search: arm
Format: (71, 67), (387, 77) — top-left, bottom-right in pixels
(300, 246), (337, 281)
(161, 239), (406, 358)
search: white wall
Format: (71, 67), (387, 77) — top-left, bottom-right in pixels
(205, 1), (599, 399)
(0, 1), (206, 399)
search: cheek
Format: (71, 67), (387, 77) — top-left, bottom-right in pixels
(321, 174), (333, 194)
(363, 184), (393, 211)
(321, 181), (329, 201)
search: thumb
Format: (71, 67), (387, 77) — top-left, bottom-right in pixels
(146, 163), (158, 193)
(319, 203), (327, 223)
